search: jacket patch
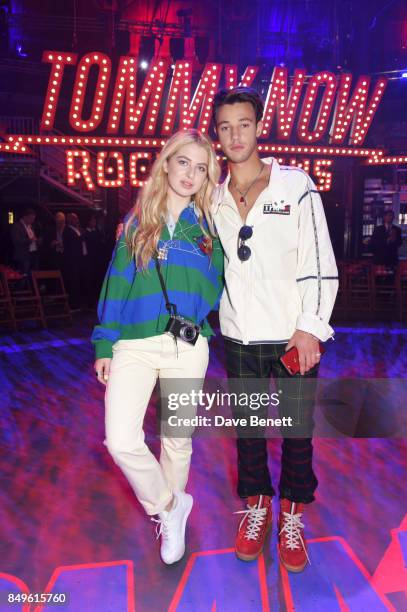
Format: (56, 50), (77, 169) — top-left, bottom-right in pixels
(263, 202), (291, 215)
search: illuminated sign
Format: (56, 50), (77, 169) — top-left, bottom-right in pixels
(1, 51), (406, 193)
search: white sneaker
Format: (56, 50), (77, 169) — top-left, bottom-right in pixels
(151, 491), (193, 564)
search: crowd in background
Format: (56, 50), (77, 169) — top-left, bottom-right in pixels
(2, 205), (404, 314)
(5, 208), (112, 311)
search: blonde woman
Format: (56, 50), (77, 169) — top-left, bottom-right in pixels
(92, 130), (223, 564)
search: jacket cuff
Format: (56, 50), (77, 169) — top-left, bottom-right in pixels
(295, 313), (335, 342)
(94, 340), (114, 359)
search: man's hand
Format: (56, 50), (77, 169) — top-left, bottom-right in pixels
(285, 330), (321, 375)
(94, 358), (112, 385)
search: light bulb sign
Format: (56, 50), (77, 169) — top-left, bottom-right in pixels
(1, 51), (406, 192)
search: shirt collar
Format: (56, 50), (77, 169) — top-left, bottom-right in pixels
(212, 157), (287, 214)
(166, 201), (199, 222)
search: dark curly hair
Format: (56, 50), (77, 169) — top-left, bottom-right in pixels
(212, 87), (264, 124)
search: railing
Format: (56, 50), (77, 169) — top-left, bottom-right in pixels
(39, 127), (110, 209)
(0, 116), (38, 162)
(0, 116), (37, 135)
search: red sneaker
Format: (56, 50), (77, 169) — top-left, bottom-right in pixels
(234, 495), (272, 561)
(278, 498), (310, 572)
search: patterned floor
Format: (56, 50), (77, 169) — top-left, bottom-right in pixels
(0, 314), (406, 611)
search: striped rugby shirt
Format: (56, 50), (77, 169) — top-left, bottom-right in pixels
(91, 203), (224, 359)
(212, 157), (338, 345)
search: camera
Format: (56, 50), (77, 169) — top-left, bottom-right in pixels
(165, 315), (201, 345)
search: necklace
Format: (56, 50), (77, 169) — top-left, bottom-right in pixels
(232, 163), (265, 207)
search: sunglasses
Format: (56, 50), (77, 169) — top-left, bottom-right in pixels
(237, 225), (253, 261)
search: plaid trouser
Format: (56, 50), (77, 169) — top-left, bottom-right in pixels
(224, 338), (319, 504)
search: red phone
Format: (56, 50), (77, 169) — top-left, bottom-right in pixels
(279, 343), (325, 376)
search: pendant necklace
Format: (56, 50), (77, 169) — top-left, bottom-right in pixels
(232, 163), (264, 207)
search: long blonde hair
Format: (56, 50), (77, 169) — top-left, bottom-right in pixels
(125, 129), (220, 270)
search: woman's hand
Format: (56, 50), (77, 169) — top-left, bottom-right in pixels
(94, 358), (112, 385)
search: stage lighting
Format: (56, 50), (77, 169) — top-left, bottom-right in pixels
(16, 43), (27, 58)
(402, 72), (407, 78)
(140, 60), (148, 70)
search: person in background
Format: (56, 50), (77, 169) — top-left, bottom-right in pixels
(45, 211), (66, 270)
(85, 214), (105, 306)
(63, 212), (88, 310)
(370, 210), (402, 267)
(10, 208), (41, 275)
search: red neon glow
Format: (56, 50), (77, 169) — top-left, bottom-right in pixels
(97, 151), (125, 187)
(313, 159), (333, 191)
(41, 52), (78, 130)
(162, 60), (192, 134)
(37, 52), (392, 146)
(224, 65), (259, 90)
(297, 72), (337, 143)
(369, 155), (407, 164)
(69, 53), (111, 132)
(261, 67), (306, 140)
(330, 74), (387, 145)
(108, 58), (169, 135)
(289, 158), (311, 175)
(181, 63), (222, 133)
(66, 150), (95, 190)
(106, 56), (136, 134)
(129, 152), (152, 187)
(62, 148), (337, 191)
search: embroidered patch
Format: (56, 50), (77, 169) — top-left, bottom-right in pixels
(157, 245), (169, 261)
(193, 235), (213, 255)
(263, 201), (291, 215)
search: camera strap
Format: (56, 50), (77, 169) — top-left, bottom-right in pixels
(153, 254), (178, 316)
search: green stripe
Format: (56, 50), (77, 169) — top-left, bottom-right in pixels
(127, 262), (221, 303)
(161, 264), (220, 303)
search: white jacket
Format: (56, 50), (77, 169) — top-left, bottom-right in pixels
(212, 157), (339, 344)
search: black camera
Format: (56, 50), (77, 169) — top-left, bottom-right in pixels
(165, 315), (201, 345)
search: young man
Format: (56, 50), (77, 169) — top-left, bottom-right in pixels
(370, 209), (402, 267)
(211, 87), (338, 572)
(11, 208), (40, 275)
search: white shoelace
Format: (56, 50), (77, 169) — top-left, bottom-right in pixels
(279, 509), (311, 565)
(234, 501), (268, 541)
(151, 516), (170, 540)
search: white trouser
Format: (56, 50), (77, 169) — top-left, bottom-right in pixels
(104, 333), (209, 515)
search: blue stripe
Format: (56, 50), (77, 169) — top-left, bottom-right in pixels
(154, 242), (221, 284)
(110, 259), (135, 285)
(168, 289), (212, 320)
(119, 291), (212, 325)
(98, 299), (126, 324)
(298, 189), (318, 205)
(296, 276), (339, 282)
(91, 327), (120, 344)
